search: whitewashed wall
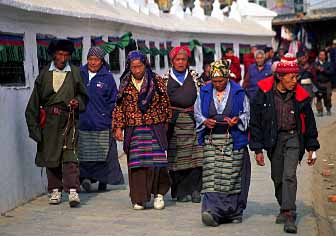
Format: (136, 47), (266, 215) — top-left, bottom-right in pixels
(0, 4), (272, 213)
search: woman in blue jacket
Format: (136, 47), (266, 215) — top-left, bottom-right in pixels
(195, 60), (251, 226)
(78, 47), (124, 191)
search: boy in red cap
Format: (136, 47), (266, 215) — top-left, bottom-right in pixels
(249, 54), (320, 234)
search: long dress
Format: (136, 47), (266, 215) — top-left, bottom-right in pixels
(195, 81), (251, 223)
(78, 65), (124, 185)
(165, 69), (204, 199)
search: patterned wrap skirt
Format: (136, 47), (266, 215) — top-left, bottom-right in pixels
(202, 133), (245, 194)
(167, 112), (203, 171)
(128, 126), (168, 169)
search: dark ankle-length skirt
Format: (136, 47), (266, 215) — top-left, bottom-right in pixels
(170, 167), (202, 198)
(80, 138), (124, 185)
(201, 147), (251, 223)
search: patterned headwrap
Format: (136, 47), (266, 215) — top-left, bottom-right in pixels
(117, 50), (156, 114)
(87, 46), (106, 59)
(169, 46), (191, 59)
(210, 59), (230, 78)
(275, 53), (299, 74)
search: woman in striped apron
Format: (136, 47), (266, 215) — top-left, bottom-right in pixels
(195, 59), (251, 226)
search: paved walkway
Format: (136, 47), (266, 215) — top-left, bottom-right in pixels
(1, 106), (335, 236)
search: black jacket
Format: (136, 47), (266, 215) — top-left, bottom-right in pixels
(315, 61), (334, 83)
(249, 77), (320, 161)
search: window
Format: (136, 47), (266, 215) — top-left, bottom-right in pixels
(159, 43), (166, 69)
(36, 34), (55, 72)
(149, 41), (158, 69)
(167, 41), (173, 67)
(67, 37), (83, 67)
(0, 33), (25, 86)
(256, 44), (266, 50)
(91, 36), (104, 47)
(239, 44), (251, 64)
(108, 37), (121, 73)
(181, 42), (196, 66)
(294, 0), (304, 13)
(125, 39), (137, 58)
(202, 43), (215, 65)
(221, 43), (234, 58)
(109, 49), (120, 72)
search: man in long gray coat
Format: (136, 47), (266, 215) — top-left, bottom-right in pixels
(25, 39), (88, 207)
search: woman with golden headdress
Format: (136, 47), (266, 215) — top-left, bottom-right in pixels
(194, 59), (251, 226)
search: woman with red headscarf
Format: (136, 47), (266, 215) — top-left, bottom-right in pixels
(164, 46), (204, 203)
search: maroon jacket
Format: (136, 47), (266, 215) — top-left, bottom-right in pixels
(224, 55), (242, 83)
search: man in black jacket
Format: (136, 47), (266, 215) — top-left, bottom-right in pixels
(315, 50), (334, 116)
(249, 54), (320, 234)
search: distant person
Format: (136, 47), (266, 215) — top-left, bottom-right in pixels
(243, 50), (272, 100)
(314, 50), (334, 116)
(243, 45), (257, 79)
(297, 51), (317, 100)
(265, 47), (275, 66)
(200, 63), (211, 84)
(272, 47), (286, 62)
(223, 48), (242, 84)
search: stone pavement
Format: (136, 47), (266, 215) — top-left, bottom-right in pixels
(1, 105), (335, 236)
(0, 155), (318, 236)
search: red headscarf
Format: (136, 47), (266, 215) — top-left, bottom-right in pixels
(169, 46), (191, 59)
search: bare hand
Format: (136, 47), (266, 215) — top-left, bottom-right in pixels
(224, 117), (239, 127)
(307, 151), (316, 166)
(115, 128), (124, 142)
(203, 119), (216, 129)
(256, 153), (265, 166)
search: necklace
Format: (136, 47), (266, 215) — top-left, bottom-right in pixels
(216, 91), (224, 102)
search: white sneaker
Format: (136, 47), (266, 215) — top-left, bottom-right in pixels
(133, 203), (144, 210)
(68, 189), (80, 207)
(154, 194), (165, 210)
(48, 189), (62, 205)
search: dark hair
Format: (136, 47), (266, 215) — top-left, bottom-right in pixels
(264, 47), (272, 53)
(273, 72), (285, 82)
(319, 49), (327, 54)
(225, 48), (233, 54)
(203, 63), (211, 70)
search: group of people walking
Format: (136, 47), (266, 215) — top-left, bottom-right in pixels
(25, 38), (320, 234)
(242, 44), (335, 117)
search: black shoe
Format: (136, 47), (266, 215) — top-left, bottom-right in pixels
(191, 191), (201, 203)
(327, 110), (332, 116)
(284, 213), (297, 234)
(275, 212), (287, 224)
(81, 179), (91, 192)
(202, 211), (219, 227)
(98, 182), (107, 192)
(177, 195), (191, 202)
